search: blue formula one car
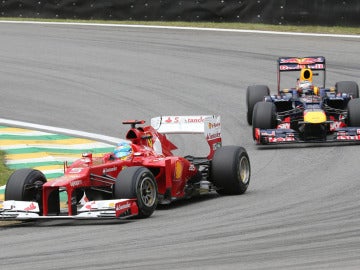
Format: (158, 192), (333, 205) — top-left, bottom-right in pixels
(246, 56), (360, 144)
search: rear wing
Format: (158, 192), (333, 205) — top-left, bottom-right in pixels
(278, 56), (326, 72)
(151, 115), (221, 159)
(277, 56), (326, 92)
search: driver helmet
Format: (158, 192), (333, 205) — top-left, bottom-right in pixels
(297, 80), (314, 95)
(113, 142), (133, 159)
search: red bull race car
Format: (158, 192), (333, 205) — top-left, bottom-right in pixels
(0, 115), (250, 221)
(246, 56), (360, 144)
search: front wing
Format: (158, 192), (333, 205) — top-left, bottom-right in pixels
(254, 127), (360, 144)
(0, 199), (139, 221)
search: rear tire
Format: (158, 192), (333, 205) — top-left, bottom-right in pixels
(5, 168), (47, 213)
(252, 101), (277, 140)
(336, 81), (359, 98)
(246, 85), (270, 125)
(211, 146), (250, 195)
(114, 166), (158, 218)
(347, 98), (360, 127)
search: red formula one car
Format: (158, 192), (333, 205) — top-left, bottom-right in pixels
(0, 115), (250, 221)
(246, 56), (360, 144)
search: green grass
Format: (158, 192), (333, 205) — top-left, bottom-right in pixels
(0, 18), (359, 35)
(0, 151), (13, 186)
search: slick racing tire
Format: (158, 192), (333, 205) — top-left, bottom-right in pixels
(252, 101), (277, 140)
(347, 98), (360, 127)
(114, 166), (158, 218)
(211, 146), (250, 195)
(246, 85), (270, 125)
(335, 81), (359, 98)
(5, 168), (47, 213)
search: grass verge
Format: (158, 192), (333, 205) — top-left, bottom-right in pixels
(0, 151), (13, 186)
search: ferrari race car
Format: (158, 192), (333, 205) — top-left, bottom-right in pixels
(246, 56), (360, 144)
(0, 115), (250, 221)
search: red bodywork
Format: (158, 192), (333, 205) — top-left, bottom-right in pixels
(41, 118), (221, 216)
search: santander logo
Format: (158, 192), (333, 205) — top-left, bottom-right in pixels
(116, 202), (131, 211)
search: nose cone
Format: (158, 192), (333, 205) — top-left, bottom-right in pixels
(304, 110), (326, 124)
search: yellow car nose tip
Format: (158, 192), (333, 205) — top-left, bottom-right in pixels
(304, 110), (327, 124)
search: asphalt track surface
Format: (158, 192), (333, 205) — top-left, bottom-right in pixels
(0, 22), (360, 270)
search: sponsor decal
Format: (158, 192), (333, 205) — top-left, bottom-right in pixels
(70, 168), (83, 173)
(152, 158), (165, 162)
(268, 137), (296, 143)
(85, 201), (96, 210)
(185, 116), (205, 123)
(208, 122), (221, 129)
(165, 116), (179, 123)
(277, 123), (290, 129)
(207, 132), (221, 140)
(309, 64), (324, 69)
(337, 135), (360, 141)
(260, 130), (296, 143)
(147, 137), (153, 148)
(330, 121), (344, 131)
(103, 167), (117, 174)
(280, 58), (299, 64)
(165, 117), (173, 123)
(279, 57), (323, 64)
(261, 131), (276, 136)
(205, 117), (221, 140)
(115, 202), (131, 211)
(108, 202), (115, 208)
(24, 202), (37, 211)
(175, 160), (183, 179)
(70, 180), (82, 187)
(165, 116), (206, 124)
(279, 63), (324, 71)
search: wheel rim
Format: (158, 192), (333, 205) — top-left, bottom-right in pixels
(238, 156), (250, 185)
(140, 177), (156, 207)
(23, 180), (44, 202)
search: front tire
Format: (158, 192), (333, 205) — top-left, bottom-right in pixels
(114, 166), (158, 218)
(336, 81), (359, 98)
(246, 85), (270, 125)
(347, 98), (360, 127)
(5, 168), (47, 213)
(211, 146), (250, 195)
(252, 101), (277, 140)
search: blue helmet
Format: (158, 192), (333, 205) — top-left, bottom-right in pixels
(114, 142), (132, 159)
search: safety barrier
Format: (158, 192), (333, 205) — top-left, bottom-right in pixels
(0, 0), (359, 26)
